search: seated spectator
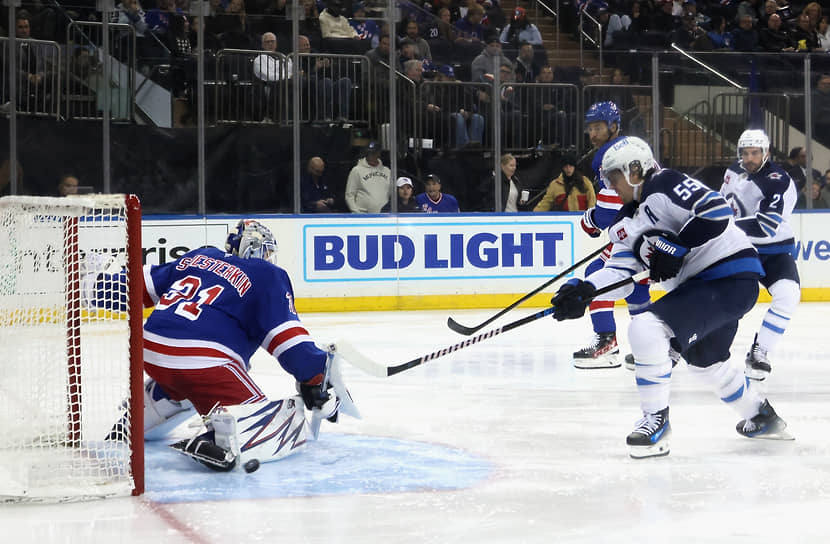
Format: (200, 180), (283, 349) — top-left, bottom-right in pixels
(431, 0), (461, 23)
(524, 64), (575, 147)
(760, 0), (778, 28)
(319, 0), (359, 39)
(477, 63), (523, 147)
(803, 1), (822, 31)
(455, 3), (487, 45)
(366, 33), (398, 80)
(683, 0), (710, 28)
(349, 2), (380, 48)
(707, 16), (733, 50)
(113, 0), (148, 38)
(399, 39), (421, 65)
(514, 42), (542, 83)
(649, 0), (678, 32)
(796, 180), (825, 208)
(597, 5), (630, 49)
(213, 0), (248, 41)
(627, 1), (649, 34)
(424, 64), (485, 148)
(145, 0), (182, 34)
(416, 173), (460, 212)
(731, 14), (761, 51)
(253, 32), (291, 82)
(759, 13), (794, 51)
(818, 15), (830, 50)
(671, 12), (711, 50)
(790, 12), (820, 51)
(402, 19), (432, 60)
(345, 141), (391, 213)
(424, 7), (456, 43)
(500, 7), (543, 49)
(471, 35), (512, 82)
(298, 0), (323, 46)
(736, 0), (762, 24)
(533, 155), (596, 211)
(57, 174), (80, 197)
(301, 156), (338, 212)
(297, 34), (352, 121)
(382, 177), (422, 212)
(13, 11), (52, 107)
(783, 146), (821, 191)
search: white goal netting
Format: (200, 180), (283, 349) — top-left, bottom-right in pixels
(0, 195), (143, 502)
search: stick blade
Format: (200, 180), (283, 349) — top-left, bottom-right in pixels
(446, 316), (478, 336)
(332, 340), (390, 378)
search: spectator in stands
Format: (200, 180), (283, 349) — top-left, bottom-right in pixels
(455, 3), (487, 45)
(113, 0), (148, 38)
(784, 146), (820, 190)
(760, 0), (778, 27)
(488, 153), (532, 212)
(366, 32), (397, 80)
(597, 5), (630, 49)
(431, 0), (461, 23)
(796, 180), (825, 208)
(514, 42), (542, 83)
(57, 174), (80, 197)
(416, 173), (460, 212)
(731, 14), (761, 51)
(735, 0), (762, 23)
(706, 16), (733, 50)
(759, 13), (795, 51)
(298, 0), (323, 45)
(349, 2), (380, 48)
(650, 0), (678, 32)
(399, 39), (420, 65)
(14, 11), (51, 107)
(435, 8), (456, 43)
(627, 1), (649, 34)
(818, 16), (830, 50)
(791, 12), (820, 51)
(813, 73), (830, 137)
(471, 35), (512, 82)
(301, 156), (338, 212)
(803, 2), (822, 30)
(297, 34), (352, 121)
(319, 0), (359, 39)
(500, 7), (543, 49)
(402, 19), (433, 60)
(526, 64), (573, 147)
(382, 176), (422, 213)
(424, 64), (485, 148)
(345, 141), (392, 213)
(533, 155), (596, 212)
(254, 32), (290, 82)
(683, 0), (709, 28)
(146, 0), (183, 34)
(672, 12), (711, 50)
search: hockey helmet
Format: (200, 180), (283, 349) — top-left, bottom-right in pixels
(225, 219), (278, 265)
(737, 128), (770, 172)
(600, 136), (656, 188)
(585, 101), (621, 131)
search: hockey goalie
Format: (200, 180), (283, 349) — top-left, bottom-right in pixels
(86, 219), (359, 472)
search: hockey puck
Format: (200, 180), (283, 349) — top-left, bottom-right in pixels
(243, 459), (260, 473)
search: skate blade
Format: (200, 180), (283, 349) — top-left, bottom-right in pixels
(574, 356), (621, 369)
(744, 428), (795, 441)
(628, 441), (671, 459)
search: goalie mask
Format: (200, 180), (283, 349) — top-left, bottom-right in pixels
(600, 136), (657, 190)
(737, 129), (770, 173)
(225, 219), (278, 265)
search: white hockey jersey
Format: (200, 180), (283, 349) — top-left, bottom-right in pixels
(720, 161), (797, 254)
(587, 168), (763, 299)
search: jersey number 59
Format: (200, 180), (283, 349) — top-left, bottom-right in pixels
(156, 275), (224, 321)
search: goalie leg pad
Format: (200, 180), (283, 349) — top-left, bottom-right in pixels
(144, 379), (196, 441)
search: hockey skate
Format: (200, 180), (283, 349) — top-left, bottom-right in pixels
(170, 431), (238, 471)
(745, 334), (772, 381)
(626, 407), (671, 458)
(573, 332), (620, 369)
(736, 399), (794, 440)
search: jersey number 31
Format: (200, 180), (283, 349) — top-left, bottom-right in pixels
(157, 275), (224, 321)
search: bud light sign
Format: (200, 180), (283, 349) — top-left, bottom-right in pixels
(303, 220), (574, 282)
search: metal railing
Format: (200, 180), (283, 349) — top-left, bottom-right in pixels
(0, 37), (61, 119)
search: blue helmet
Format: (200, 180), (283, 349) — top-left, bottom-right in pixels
(585, 101), (621, 130)
(225, 219), (278, 265)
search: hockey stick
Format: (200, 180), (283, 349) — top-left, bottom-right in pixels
(338, 271), (649, 378)
(446, 244), (608, 335)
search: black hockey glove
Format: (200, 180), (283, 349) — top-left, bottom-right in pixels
(550, 280), (596, 321)
(297, 375), (340, 422)
(648, 232), (688, 282)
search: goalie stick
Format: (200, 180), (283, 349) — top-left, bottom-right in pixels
(337, 271), (649, 378)
(446, 244), (608, 335)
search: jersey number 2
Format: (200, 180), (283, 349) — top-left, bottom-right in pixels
(157, 275), (224, 321)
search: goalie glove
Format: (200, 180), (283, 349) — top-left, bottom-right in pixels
(580, 207), (602, 238)
(646, 231), (688, 282)
(550, 279), (597, 321)
(297, 374), (340, 423)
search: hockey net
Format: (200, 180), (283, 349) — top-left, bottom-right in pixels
(0, 194), (144, 502)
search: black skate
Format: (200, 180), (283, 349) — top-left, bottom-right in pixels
(626, 407), (671, 458)
(736, 399), (794, 440)
(170, 432), (238, 471)
(573, 332), (620, 369)
(745, 334), (772, 381)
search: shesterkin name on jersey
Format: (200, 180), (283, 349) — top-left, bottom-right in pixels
(175, 254), (252, 296)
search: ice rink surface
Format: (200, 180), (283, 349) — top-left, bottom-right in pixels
(3, 302), (830, 543)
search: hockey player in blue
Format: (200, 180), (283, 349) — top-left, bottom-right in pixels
(550, 137), (793, 458)
(94, 220), (359, 471)
(720, 129), (800, 385)
(573, 101), (652, 369)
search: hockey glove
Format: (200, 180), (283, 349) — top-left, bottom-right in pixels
(550, 279), (597, 321)
(297, 374), (340, 423)
(580, 208), (602, 238)
(648, 233), (688, 282)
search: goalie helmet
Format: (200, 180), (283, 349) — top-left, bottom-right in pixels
(600, 136), (656, 188)
(737, 128), (770, 172)
(225, 219), (278, 265)
(585, 101), (621, 130)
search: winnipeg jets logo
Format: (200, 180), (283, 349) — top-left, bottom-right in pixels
(286, 291), (297, 315)
(768, 172), (782, 180)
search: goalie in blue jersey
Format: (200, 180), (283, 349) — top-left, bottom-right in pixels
(550, 137), (793, 459)
(91, 219), (359, 471)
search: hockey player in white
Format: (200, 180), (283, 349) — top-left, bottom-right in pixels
(720, 129), (800, 385)
(550, 137), (792, 459)
(91, 220), (359, 471)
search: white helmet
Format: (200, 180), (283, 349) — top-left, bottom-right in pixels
(225, 219), (278, 265)
(737, 129), (770, 171)
(600, 136), (657, 188)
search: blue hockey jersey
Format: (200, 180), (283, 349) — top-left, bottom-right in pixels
(142, 247), (326, 383)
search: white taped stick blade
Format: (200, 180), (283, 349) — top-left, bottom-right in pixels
(332, 341), (389, 378)
(327, 351), (361, 420)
